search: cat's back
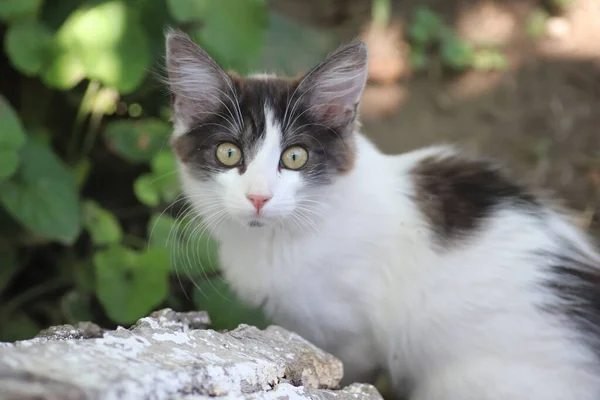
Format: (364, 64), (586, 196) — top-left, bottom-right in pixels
(382, 144), (600, 389)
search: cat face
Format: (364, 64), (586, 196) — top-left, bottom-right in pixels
(165, 30), (367, 229)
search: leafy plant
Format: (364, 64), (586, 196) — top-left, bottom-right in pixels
(0, 0), (271, 341)
(526, 8), (551, 39)
(407, 6), (507, 73)
(526, 0), (572, 40)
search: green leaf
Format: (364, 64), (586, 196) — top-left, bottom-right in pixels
(94, 245), (170, 324)
(104, 118), (170, 163)
(44, 0), (151, 93)
(147, 213), (220, 275)
(138, 0), (174, 61)
(151, 151), (176, 176)
(0, 150), (20, 183)
(0, 250), (19, 296)
(133, 152), (180, 207)
(0, 140), (81, 244)
(409, 7), (442, 44)
(82, 200), (123, 246)
(0, 0), (43, 22)
(0, 95), (27, 181)
(4, 19), (54, 76)
(194, 0), (268, 72)
(41, 50), (86, 90)
(0, 96), (27, 148)
(151, 151), (180, 204)
(134, 174), (160, 207)
(441, 35), (474, 70)
(148, 214), (179, 249)
(166, 0), (208, 23)
(193, 278), (268, 331)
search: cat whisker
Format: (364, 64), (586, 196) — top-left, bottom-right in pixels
(190, 212), (231, 302)
(180, 209), (226, 299)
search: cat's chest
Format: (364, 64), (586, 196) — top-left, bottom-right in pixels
(218, 230), (379, 319)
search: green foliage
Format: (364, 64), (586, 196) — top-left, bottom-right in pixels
(166, 0), (208, 23)
(95, 245), (170, 323)
(0, 0), (43, 22)
(134, 175), (161, 207)
(51, 1), (151, 93)
(104, 119), (170, 164)
(0, 140), (81, 244)
(0, 96), (26, 181)
(439, 31), (474, 70)
(407, 6), (507, 73)
(192, 0), (268, 72)
(0, 0), (274, 341)
(194, 279), (269, 331)
(408, 7), (443, 45)
(147, 213), (220, 277)
(134, 151), (180, 207)
(4, 20), (54, 76)
(82, 200), (123, 246)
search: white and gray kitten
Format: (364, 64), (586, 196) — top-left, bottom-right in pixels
(165, 30), (600, 400)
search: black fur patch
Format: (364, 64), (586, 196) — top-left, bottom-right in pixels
(411, 153), (540, 244)
(543, 247), (600, 359)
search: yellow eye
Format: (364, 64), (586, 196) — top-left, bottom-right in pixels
(216, 142), (242, 167)
(280, 146), (308, 170)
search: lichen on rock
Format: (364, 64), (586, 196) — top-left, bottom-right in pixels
(0, 308), (382, 400)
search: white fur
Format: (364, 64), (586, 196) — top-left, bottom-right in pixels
(178, 116), (600, 399)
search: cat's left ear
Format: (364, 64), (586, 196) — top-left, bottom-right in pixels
(299, 40), (368, 128)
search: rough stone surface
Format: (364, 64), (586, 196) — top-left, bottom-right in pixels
(0, 309), (382, 400)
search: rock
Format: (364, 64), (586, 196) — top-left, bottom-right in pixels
(35, 321), (106, 341)
(0, 309), (382, 400)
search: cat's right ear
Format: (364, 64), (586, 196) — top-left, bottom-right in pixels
(165, 29), (230, 130)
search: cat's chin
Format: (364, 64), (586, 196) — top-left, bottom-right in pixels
(234, 215), (274, 229)
(247, 220), (265, 228)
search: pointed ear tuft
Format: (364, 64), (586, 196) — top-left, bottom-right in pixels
(165, 30), (231, 128)
(299, 40), (368, 128)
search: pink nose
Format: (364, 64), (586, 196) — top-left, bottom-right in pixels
(246, 194), (271, 214)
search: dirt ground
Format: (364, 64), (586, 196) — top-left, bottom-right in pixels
(269, 0), (600, 238)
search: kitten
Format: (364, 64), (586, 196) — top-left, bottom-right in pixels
(165, 30), (600, 399)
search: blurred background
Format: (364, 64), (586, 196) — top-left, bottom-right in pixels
(0, 0), (598, 350)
